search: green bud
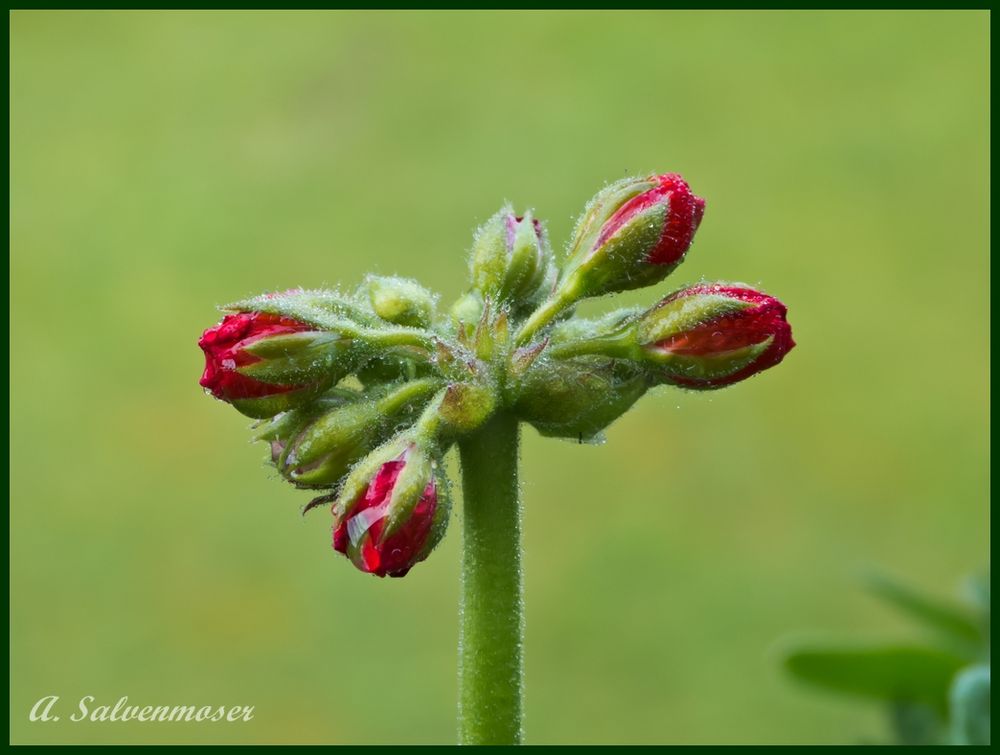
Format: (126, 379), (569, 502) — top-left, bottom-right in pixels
(363, 275), (436, 328)
(451, 290), (485, 333)
(469, 206), (557, 306)
(252, 388), (360, 445)
(432, 382), (497, 441)
(512, 357), (648, 441)
(262, 380), (439, 488)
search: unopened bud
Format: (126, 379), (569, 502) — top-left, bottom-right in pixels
(433, 382), (497, 441)
(637, 284), (794, 389)
(260, 380), (439, 487)
(332, 440), (450, 578)
(560, 173), (705, 299)
(512, 358), (648, 441)
(546, 285), (794, 389)
(451, 290), (485, 332)
(364, 275), (436, 328)
(470, 207), (557, 305)
(226, 288), (377, 330)
(198, 312), (350, 418)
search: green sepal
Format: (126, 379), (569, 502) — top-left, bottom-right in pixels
(502, 211), (557, 305)
(414, 463), (452, 562)
(469, 206), (513, 295)
(333, 435), (415, 519)
(652, 338), (772, 382)
(382, 445), (435, 538)
(236, 332), (353, 383)
(223, 288), (375, 332)
(638, 294), (754, 345)
(240, 331), (344, 360)
(564, 175), (656, 272)
(563, 202), (670, 298)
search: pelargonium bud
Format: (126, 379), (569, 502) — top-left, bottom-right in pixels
(560, 173), (705, 298)
(469, 207), (557, 305)
(199, 312), (349, 418)
(363, 275), (436, 328)
(637, 284), (794, 389)
(258, 380), (438, 488)
(512, 358), (648, 441)
(332, 441), (450, 578)
(428, 382), (497, 441)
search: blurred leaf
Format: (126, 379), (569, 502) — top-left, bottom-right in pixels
(889, 700), (945, 745)
(863, 569), (983, 657)
(782, 643), (965, 713)
(964, 571), (990, 614)
(949, 664), (990, 745)
(963, 570), (991, 648)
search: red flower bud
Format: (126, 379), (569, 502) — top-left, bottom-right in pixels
(332, 444), (448, 578)
(641, 284), (794, 389)
(563, 173), (706, 298)
(595, 174), (705, 267)
(198, 312), (339, 417)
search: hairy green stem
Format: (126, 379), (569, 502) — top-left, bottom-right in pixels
(363, 326), (440, 352)
(458, 413), (523, 744)
(513, 289), (574, 347)
(375, 378), (442, 414)
(546, 332), (638, 361)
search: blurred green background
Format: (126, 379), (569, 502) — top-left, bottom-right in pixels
(10, 10), (989, 745)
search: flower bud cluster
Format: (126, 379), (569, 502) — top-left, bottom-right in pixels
(199, 172), (794, 576)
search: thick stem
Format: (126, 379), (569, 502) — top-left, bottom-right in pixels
(458, 413), (523, 744)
